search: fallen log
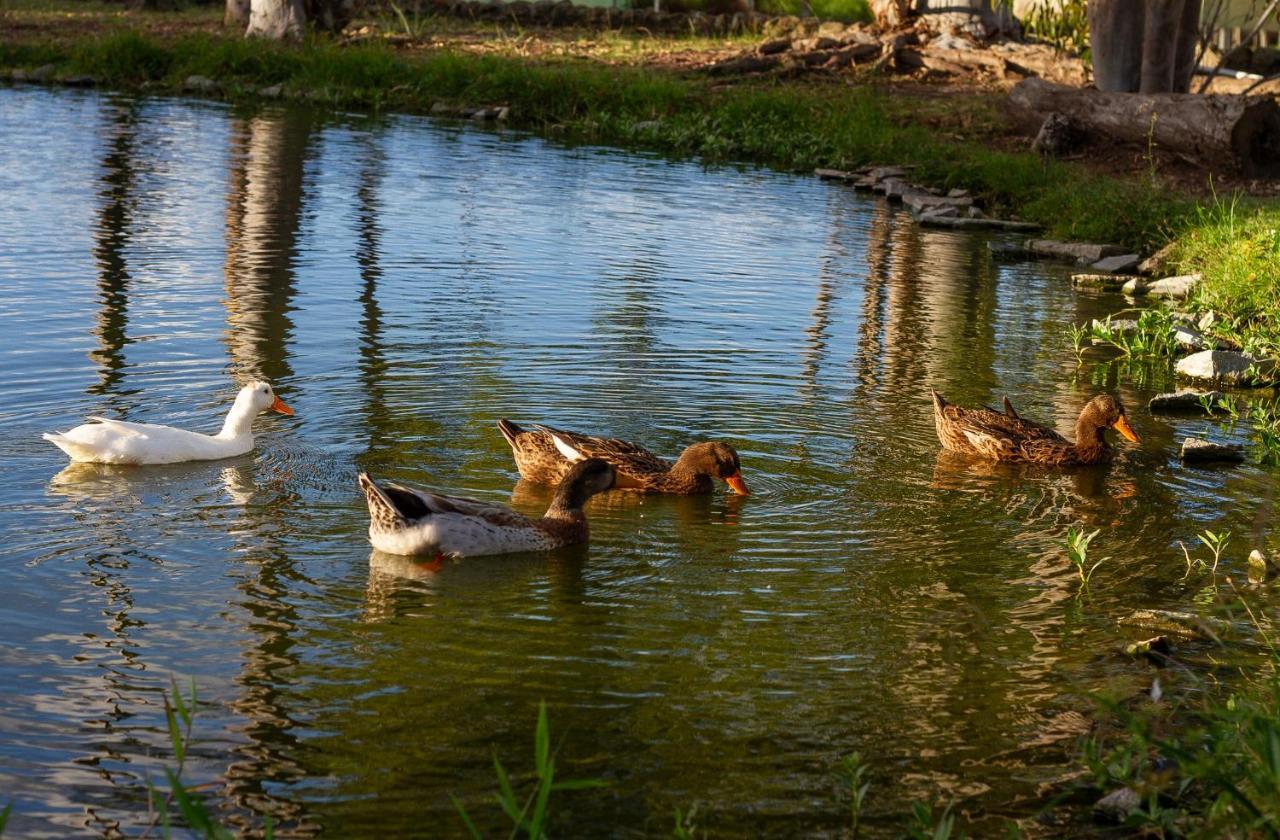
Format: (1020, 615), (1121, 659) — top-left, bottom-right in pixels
(1008, 77), (1280, 177)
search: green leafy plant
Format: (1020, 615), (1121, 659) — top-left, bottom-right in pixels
(143, 678), (273, 840)
(1021, 0), (1089, 57)
(1066, 322), (1090, 362)
(453, 701), (606, 839)
(672, 803), (703, 839)
(907, 801), (962, 839)
(0, 803), (11, 835)
(1199, 529), (1232, 576)
(1067, 527), (1106, 592)
(837, 752), (871, 837)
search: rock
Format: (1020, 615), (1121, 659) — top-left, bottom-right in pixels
(815, 168), (860, 182)
(60, 74), (96, 87)
(816, 20), (847, 38)
(1072, 273), (1136, 290)
(183, 75), (218, 93)
(1180, 437), (1245, 464)
(495, 106), (510, 121)
(1119, 608), (1236, 639)
(1173, 324), (1213, 350)
(1031, 112), (1084, 157)
(29, 64), (56, 82)
(1026, 239), (1125, 262)
(259, 82), (284, 98)
(917, 216), (1038, 231)
(1091, 317), (1139, 336)
(1121, 277), (1149, 296)
(1148, 390), (1224, 412)
(1176, 350), (1275, 386)
(1248, 549), (1272, 585)
(966, 206), (985, 219)
(1094, 787), (1142, 822)
(1197, 311), (1217, 331)
(430, 101), (454, 115)
(632, 119), (660, 132)
(759, 37), (791, 55)
(1091, 253), (1142, 274)
(1124, 635), (1171, 657)
(947, 188), (970, 198)
(902, 192), (973, 213)
(1146, 273), (1201, 299)
(1138, 241), (1175, 276)
(918, 205), (960, 219)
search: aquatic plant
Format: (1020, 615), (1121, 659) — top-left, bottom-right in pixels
(453, 701), (605, 839)
(837, 752), (871, 837)
(1066, 527), (1105, 592)
(144, 678), (275, 840)
(0, 803), (10, 835)
(906, 801), (963, 840)
(1199, 529), (1232, 576)
(671, 803), (704, 839)
(1066, 323), (1090, 363)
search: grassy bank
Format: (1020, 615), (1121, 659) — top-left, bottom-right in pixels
(2, 27), (1191, 252)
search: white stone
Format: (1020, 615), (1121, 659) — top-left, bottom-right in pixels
(1147, 273), (1202, 299)
(1176, 350), (1275, 385)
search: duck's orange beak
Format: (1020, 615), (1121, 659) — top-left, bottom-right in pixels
(271, 395), (294, 416)
(1112, 415), (1139, 443)
(725, 471), (750, 495)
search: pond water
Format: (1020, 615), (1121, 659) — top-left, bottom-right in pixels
(1, 84), (1276, 837)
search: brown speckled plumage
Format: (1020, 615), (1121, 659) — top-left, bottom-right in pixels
(931, 391), (1140, 467)
(497, 419), (749, 495)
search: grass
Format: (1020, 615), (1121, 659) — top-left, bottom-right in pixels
(451, 700), (606, 838)
(1066, 526), (1106, 593)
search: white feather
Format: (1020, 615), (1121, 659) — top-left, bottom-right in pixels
(550, 433), (586, 463)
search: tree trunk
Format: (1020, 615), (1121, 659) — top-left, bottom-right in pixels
(246, 0), (306, 39)
(225, 0), (250, 27)
(1089, 0), (1202, 92)
(1010, 77), (1280, 176)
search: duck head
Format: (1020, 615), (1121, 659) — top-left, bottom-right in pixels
(1078, 394), (1140, 445)
(675, 441), (750, 494)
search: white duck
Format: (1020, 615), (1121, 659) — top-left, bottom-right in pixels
(357, 458), (616, 559)
(43, 381), (294, 465)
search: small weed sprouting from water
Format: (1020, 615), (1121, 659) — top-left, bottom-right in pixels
(1067, 527), (1106, 593)
(1087, 309), (1180, 358)
(1066, 323), (1090, 363)
(0, 803), (10, 835)
(836, 753), (871, 837)
(452, 701), (605, 840)
(906, 801), (962, 840)
(143, 678), (274, 840)
(1198, 529), (1232, 576)
(672, 804), (703, 839)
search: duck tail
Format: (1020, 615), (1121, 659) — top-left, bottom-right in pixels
(359, 472), (412, 530)
(43, 432), (90, 461)
(497, 418), (524, 447)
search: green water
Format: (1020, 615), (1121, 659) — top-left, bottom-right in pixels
(1, 86), (1275, 837)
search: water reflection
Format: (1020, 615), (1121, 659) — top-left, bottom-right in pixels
(90, 100), (140, 409)
(224, 108), (311, 384)
(4, 87), (1278, 837)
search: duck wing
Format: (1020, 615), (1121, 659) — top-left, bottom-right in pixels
(533, 425), (670, 481)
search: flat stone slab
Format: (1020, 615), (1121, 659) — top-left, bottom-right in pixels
(183, 74), (218, 93)
(1121, 277), (1149, 296)
(1173, 324), (1211, 350)
(1181, 437), (1245, 463)
(1094, 787), (1142, 822)
(1072, 273), (1137, 290)
(1090, 253), (1141, 273)
(902, 192), (974, 212)
(1148, 390), (1225, 412)
(815, 167), (859, 181)
(1146, 273), (1201, 299)
(1176, 349), (1276, 385)
(1026, 239), (1125, 262)
(917, 215), (1039, 231)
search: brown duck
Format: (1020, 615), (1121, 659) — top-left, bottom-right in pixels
(931, 391), (1140, 466)
(497, 419), (749, 495)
